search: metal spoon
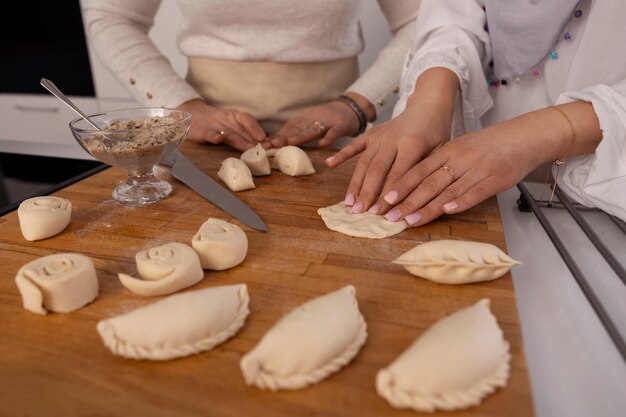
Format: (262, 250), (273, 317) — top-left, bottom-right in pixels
(40, 78), (102, 131)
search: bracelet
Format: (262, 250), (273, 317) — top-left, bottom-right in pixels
(544, 105), (576, 206)
(336, 95), (368, 136)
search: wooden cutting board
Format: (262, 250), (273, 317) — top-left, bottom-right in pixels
(0, 142), (533, 416)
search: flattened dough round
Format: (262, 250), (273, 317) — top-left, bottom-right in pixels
(318, 202), (407, 239)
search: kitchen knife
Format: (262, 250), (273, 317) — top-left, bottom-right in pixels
(162, 151), (268, 232)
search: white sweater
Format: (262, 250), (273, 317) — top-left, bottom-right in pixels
(393, 0), (626, 221)
(83, 0), (420, 113)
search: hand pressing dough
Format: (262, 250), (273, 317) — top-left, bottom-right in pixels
(97, 284), (250, 360)
(241, 144), (271, 176)
(119, 242), (204, 297)
(393, 240), (521, 284)
(376, 299), (511, 412)
(267, 146), (315, 176)
(240, 285), (367, 391)
(18, 196), (72, 241)
(15, 253), (98, 315)
(191, 218), (248, 270)
(318, 202), (407, 239)
(218, 157), (255, 191)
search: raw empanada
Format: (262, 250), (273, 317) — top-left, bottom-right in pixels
(15, 253), (98, 315)
(97, 284), (250, 360)
(393, 240), (521, 284)
(191, 218), (248, 270)
(318, 202), (407, 239)
(376, 299), (511, 412)
(18, 196), (72, 241)
(241, 144), (271, 176)
(218, 157), (255, 191)
(119, 242), (204, 296)
(267, 146), (315, 176)
(240, 285), (367, 390)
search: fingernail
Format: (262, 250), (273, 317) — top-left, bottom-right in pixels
(271, 139), (282, 147)
(344, 193), (356, 206)
(351, 202), (364, 214)
(368, 203), (380, 214)
(325, 156), (336, 165)
(385, 209), (402, 222)
(405, 212), (423, 226)
(443, 201), (458, 212)
(384, 190), (398, 204)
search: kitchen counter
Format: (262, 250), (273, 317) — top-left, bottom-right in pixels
(0, 142), (532, 416)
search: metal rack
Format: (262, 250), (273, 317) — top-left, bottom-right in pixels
(517, 182), (626, 364)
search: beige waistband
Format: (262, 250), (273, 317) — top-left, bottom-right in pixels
(186, 57), (359, 127)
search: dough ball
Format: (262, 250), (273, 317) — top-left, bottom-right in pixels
(191, 218), (248, 270)
(241, 144), (271, 176)
(15, 253), (98, 315)
(18, 196), (72, 241)
(218, 157), (255, 192)
(268, 146), (315, 176)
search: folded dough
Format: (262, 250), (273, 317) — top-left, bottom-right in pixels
(97, 284), (250, 360)
(241, 144), (271, 176)
(118, 242), (204, 296)
(218, 157), (255, 192)
(240, 285), (367, 390)
(376, 299), (511, 412)
(267, 146), (315, 176)
(191, 218), (248, 270)
(318, 202), (407, 239)
(18, 196), (72, 241)
(15, 253), (98, 315)
(393, 240), (521, 284)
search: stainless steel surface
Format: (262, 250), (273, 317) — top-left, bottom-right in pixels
(498, 184), (626, 417)
(40, 78), (101, 130)
(163, 151), (267, 232)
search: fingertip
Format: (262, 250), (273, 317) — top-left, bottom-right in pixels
(325, 155), (338, 167)
(443, 201), (458, 213)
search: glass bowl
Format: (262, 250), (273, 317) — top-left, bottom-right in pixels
(69, 108), (191, 206)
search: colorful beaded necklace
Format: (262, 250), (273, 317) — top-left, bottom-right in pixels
(486, 4), (584, 87)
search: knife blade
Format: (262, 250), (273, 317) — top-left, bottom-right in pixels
(163, 151), (267, 232)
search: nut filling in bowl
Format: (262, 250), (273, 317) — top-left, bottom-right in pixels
(70, 108), (191, 206)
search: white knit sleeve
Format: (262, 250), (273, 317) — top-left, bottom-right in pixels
(392, 0), (493, 136)
(83, 0), (201, 108)
(555, 80), (626, 221)
(346, 0), (420, 119)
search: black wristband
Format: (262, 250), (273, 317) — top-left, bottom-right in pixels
(336, 94), (368, 136)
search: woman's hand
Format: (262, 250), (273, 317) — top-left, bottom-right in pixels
(326, 110), (451, 214)
(269, 92), (375, 148)
(376, 128), (532, 227)
(377, 102), (601, 227)
(177, 99), (267, 151)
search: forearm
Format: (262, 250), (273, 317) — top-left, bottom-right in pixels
(483, 101), (603, 168)
(402, 67), (460, 138)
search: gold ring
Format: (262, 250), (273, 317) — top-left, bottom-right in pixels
(440, 165), (455, 178)
(314, 121), (326, 133)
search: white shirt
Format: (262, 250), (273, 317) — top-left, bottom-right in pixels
(393, 0), (626, 221)
(83, 0), (420, 113)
